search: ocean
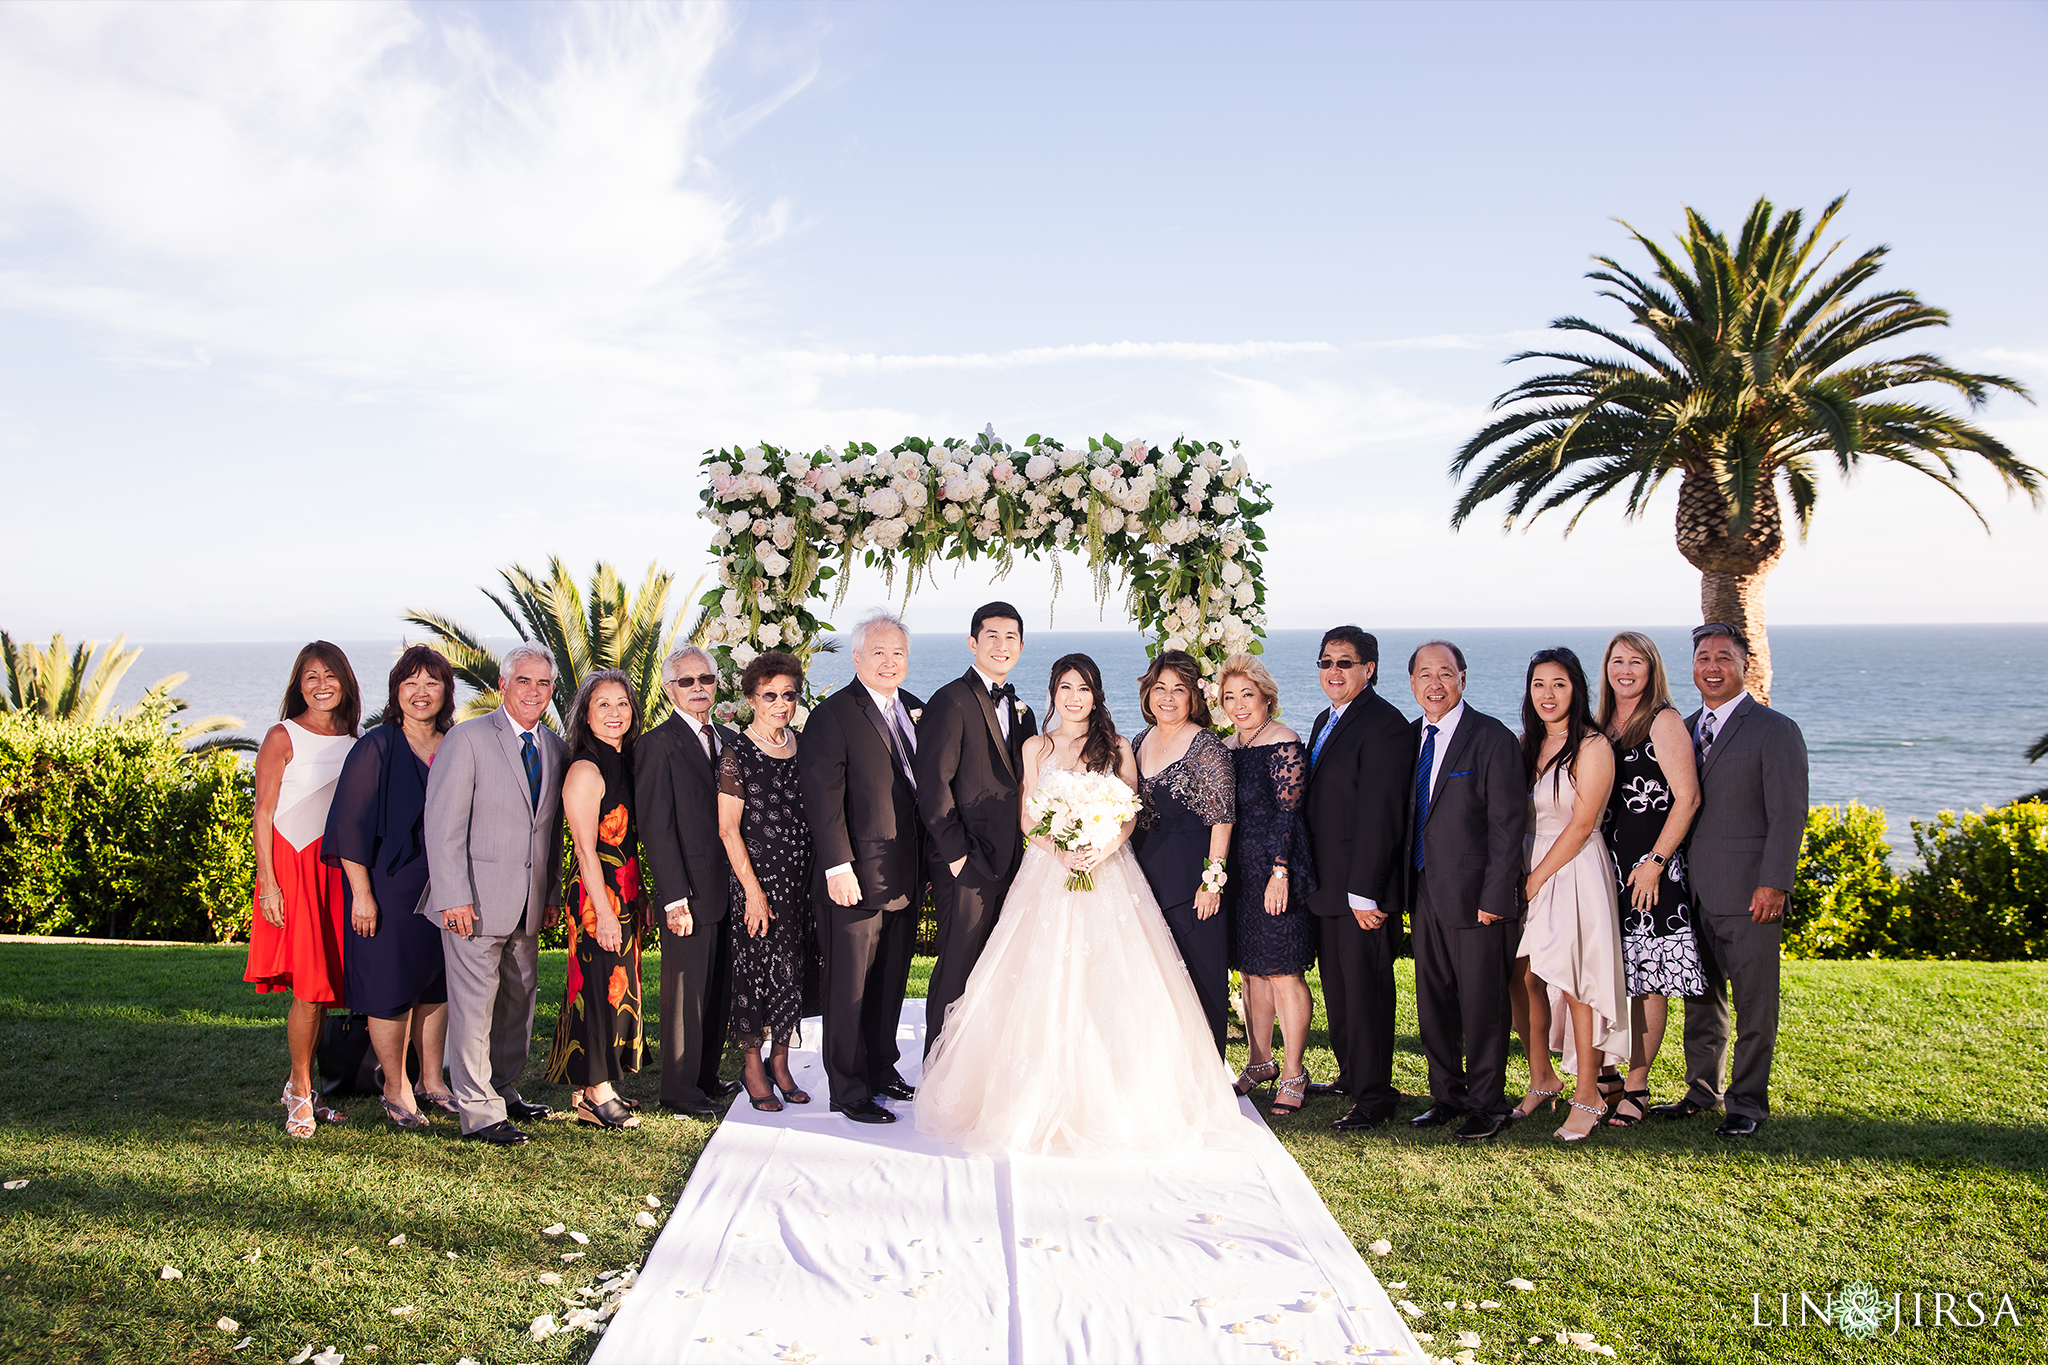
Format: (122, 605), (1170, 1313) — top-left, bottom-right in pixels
(118, 625), (2048, 858)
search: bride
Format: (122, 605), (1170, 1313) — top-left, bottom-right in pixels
(915, 652), (1256, 1157)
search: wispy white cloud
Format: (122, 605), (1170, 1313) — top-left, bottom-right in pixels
(780, 339), (1337, 374)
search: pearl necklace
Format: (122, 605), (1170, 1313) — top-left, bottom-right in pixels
(747, 725), (793, 750)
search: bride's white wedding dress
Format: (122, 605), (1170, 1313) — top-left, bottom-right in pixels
(915, 761), (1257, 1158)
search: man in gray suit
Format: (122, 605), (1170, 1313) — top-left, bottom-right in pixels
(422, 643), (565, 1145)
(1652, 623), (1808, 1138)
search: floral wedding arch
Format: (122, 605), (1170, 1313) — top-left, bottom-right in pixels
(692, 427), (1272, 704)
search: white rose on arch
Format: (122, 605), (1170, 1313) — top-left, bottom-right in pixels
(731, 642), (758, 668)
(1220, 560), (1243, 585)
(943, 504), (963, 523)
(726, 510), (751, 533)
(899, 481), (929, 510)
(1025, 453), (1057, 482)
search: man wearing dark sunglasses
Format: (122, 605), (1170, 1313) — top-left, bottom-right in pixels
(1300, 626), (1413, 1132)
(633, 646), (743, 1117)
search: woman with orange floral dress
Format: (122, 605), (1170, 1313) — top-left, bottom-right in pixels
(545, 670), (647, 1128)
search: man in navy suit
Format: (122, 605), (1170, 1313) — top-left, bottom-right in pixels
(1403, 640), (1527, 1141)
(796, 610), (928, 1125)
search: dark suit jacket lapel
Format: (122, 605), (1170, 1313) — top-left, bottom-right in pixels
(965, 671), (1015, 779)
(854, 687), (901, 774)
(1423, 710), (1482, 831)
(1308, 694), (1367, 788)
(673, 714), (715, 785)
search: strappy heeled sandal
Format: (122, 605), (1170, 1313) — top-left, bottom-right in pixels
(1555, 1098), (1605, 1142)
(1512, 1086), (1562, 1120)
(1595, 1069), (1625, 1103)
(1233, 1060), (1280, 1097)
(1268, 1072), (1309, 1117)
(415, 1090), (459, 1115)
(381, 1095), (431, 1130)
(574, 1091), (641, 1129)
(1607, 1089), (1652, 1127)
(281, 1082), (316, 1139)
(312, 1096), (348, 1125)
(774, 1077), (811, 1105)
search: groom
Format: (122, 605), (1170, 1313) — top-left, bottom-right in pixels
(797, 609), (928, 1125)
(914, 602), (1037, 1055)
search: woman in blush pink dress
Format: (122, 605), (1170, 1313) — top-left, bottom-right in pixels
(246, 641), (361, 1138)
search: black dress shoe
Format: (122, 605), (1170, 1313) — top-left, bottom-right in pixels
(505, 1099), (552, 1123)
(663, 1100), (722, 1119)
(1305, 1081), (1347, 1098)
(831, 1098), (896, 1124)
(1649, 1097), (1711, 1121)
(704, 1079), (742, 1100)
(1454, 1112), (1509, 1141)
(1715, 1113), (1760, 1138)
(461, 1120), (531, 1146)
(1331, 1102), (1393, 1133)
(873, 1078), (917, 1102)
(1409, 1105), (1460, 1129)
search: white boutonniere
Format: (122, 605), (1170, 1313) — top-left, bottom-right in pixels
(908, 708), (922, 724)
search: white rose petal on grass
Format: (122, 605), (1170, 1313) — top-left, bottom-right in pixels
(634, 1211), (658, 1228)
(289, 1346), (316, 1365)
(214, 1318), (238, 1332)
(1386, 1281), (1407, 1291)
(644, 1195), (662, 1209)
(1480, 1300), (1502, 1310)
(1442, 1301), (1457, 1311)
(561, 1252), (586, 1262)
(444, 1251), (458, 1260)
(1566, 1333), (1597, 1346)
(1395, 1300), (1424, 1319)
(231, 1338), (252, 1353)
(389, 1305), (416, 1318)
(1, 1181), (26, 1190)
(242, 1248), (260, 1263)
(568, 1231), (590, 1245)
(542, 1223), (566, 1237)
(386, 1234), (406, 1247)
(530, 1314), (560, 1340)
(312, 1351), (344, 1365)
(1455, 1332), (1482, 1349)
(1411, 1332), (1433, 1343)
(538, 1273), (563, 1286)
(1367, 1239), (1392, 1256)
(1506, 1277), (1537, 1292)
(1529, 1338), (1545, 1347)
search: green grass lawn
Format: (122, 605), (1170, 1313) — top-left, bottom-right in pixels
(0, 942), (2040, 1364)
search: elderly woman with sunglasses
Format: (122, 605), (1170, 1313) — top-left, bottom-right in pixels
(716, 651), (819, 1112)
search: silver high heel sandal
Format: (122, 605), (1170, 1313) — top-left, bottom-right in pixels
(1555, 1098), (1605, 1142)
(1512, 1086), (1562, 1120)
(1232, 1060), (1280, 1097)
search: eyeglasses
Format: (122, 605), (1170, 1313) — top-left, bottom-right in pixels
(753, 689), (801, 704)
(1317, 658), (1364, 671)
(667, 673), (718, 688)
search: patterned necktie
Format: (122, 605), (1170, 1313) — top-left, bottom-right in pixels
(699, 723), (716, 763)
(520, 730), (542, 810)
(1310, 712), (1335, 769)
(1696, 711), (1717, 764)
(1412, 723), (1439, 871)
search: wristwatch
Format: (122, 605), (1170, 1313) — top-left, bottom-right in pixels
(1646, 853), (1667, 866)
(1271, 866), (1289, 879)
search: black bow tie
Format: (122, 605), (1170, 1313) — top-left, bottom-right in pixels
(989, 682), (1017, 703)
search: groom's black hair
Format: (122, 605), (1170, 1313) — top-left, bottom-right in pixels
(971, 601), (1024, 638)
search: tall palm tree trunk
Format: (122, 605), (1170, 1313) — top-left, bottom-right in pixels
(1675, 470), (1785, 703)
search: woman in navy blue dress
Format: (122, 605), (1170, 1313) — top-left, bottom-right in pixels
(325, 645), (454, 1129)
(1132, 650), (1236, 1057)
(1217, 655), (1320, 1116)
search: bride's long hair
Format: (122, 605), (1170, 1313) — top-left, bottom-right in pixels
(1046, 653), (1120, 775)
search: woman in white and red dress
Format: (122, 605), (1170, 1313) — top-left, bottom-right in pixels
(245, 641), (361, 1138)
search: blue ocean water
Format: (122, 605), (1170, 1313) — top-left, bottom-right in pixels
(120, 625), (2048, 858)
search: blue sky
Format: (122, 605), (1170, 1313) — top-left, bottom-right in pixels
(1, 0), (2042, 641)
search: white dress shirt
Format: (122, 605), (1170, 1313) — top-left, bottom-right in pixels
(824, 685), (915, 882)
(1319, 696), (1368, 914)
(1420, 700), (1466, 799)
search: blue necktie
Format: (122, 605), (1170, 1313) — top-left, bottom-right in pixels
(520, 730), (542, 810)
(1412, 724), (1438, 871)
(1310, 712), (1335, 769)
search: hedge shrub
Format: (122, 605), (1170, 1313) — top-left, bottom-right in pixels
(1786, 802), (1901, 958)
(0, 713), (253, 942)
(1894, 800), (2048, 960)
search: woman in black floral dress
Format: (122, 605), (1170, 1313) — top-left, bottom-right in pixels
(1217, 655), (1320, 1116)
(1596, 631), (1707, 1126)
(717, 651), (818, 1112)
(1131, 650), (1237, 1058)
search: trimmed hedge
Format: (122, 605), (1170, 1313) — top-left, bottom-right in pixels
(1786, 801), (1902, 958)
(0, 713), (253, 942)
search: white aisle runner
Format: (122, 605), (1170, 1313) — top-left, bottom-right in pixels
(596, 1001), (1427, 1364)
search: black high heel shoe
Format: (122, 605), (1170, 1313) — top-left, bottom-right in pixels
(574, 1091), (641, 1129)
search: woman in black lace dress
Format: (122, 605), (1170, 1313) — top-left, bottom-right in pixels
(1595, 631), (1706, 1126)
(1217, 655), (1320, 1115)
(717, 651), (819, 1112)
(1132, 650), (1237, 1057)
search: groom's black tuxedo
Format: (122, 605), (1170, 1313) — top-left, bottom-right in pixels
(914, 669), (1040, 1054)
(797, 681), (928, 1108)
(1302, 685), (1412, 1113)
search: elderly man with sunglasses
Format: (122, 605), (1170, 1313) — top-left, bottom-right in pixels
(1299, 626), (1415, 1132)
(633, 647), (744, 1117)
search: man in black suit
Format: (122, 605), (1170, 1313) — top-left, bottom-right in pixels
(633, 646), (742, 1117)
(914, 601), (1038, 1055)
(1300, 626), (1413, 1132)
(1651, 623), (1809, 1138)
(1404, 640), (1528, 1141)
(795, 609), (928, 1125)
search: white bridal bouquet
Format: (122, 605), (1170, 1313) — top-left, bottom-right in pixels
(1024, 768), (1143, 891)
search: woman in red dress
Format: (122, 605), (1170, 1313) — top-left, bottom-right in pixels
(246, 641), (361, 1138)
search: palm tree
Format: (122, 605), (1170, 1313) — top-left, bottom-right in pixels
(404, 559), (686, 727)
(1450, 195), (2040, 701)
(1, 631), (251, 751)
(2025, 730), (2048, 804)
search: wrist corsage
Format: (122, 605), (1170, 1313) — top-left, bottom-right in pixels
(1201, 857), (1228, 894)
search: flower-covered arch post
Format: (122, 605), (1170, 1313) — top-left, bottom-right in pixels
(693, 427), (1272, 710)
